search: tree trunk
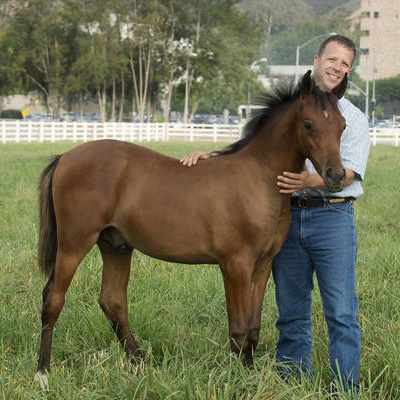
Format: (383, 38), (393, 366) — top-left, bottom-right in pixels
(111, 78), (116, 121)
(183, 9), (201, 123)
(130, 54), (140, 118)
(118, 70), (125, 122)
(164, 76), (174, 122)
(48, 85), (59, 120)
(188, 98), (201, 123)
(98, 80), (107, 122)
(79, 92), (83, 121)
(183, 61), (190, 123)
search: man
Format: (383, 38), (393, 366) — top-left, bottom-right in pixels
(180, 35), (370, 393)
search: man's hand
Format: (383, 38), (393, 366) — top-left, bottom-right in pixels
(277, 166), (355, 194)
(180, 150), (210, 167)
(277, 169), (315, 194)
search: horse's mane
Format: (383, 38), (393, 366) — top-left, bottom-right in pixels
(210, 82), (339, 157)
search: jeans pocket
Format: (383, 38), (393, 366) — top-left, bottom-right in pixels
(327, 202), (354, 218)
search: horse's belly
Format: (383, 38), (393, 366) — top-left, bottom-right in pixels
(118, 218), (219, 265)
(131, 237), (218, 265)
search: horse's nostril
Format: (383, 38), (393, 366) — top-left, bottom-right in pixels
(326, 167), (346, 181)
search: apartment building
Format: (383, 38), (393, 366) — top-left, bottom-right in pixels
(359, 0), (400, 80)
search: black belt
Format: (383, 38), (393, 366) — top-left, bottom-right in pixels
(291, 196), (353, 208)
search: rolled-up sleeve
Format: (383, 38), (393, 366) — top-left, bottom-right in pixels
(340, 110), (370, 181)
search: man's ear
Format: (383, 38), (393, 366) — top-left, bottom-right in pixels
(331, 73), (348, 99)
(299, 70), (314, 99)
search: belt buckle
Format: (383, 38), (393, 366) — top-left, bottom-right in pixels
(298, 197), (308, 208)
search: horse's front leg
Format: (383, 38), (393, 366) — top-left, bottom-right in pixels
(220, 257), (254, 366)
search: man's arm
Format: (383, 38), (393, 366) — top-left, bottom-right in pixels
(277, 165), (356, 194)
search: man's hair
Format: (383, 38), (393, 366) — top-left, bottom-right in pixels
(318, 34), (356, 64)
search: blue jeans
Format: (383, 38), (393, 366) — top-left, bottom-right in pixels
(272, 201), (360, 390)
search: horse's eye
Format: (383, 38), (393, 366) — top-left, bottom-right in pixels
(303, 121), (313, 130)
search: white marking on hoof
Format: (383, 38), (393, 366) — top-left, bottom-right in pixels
(34, 371), (49, 391)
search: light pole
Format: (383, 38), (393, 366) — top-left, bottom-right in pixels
(295, 32), (337, 84)
(372, 66), (377, 126)
(248, 58), (268, 105)
(357, 48), (369, 119)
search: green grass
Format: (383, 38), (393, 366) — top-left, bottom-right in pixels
(0, 142), (399, 399)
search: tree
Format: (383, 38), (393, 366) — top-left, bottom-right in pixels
(7, 0), (74, 118)
(0, 0), (267, 120)
(0, 29), (23, 96)
(239, 0), (312, 35)
(171, 0), (262, 120)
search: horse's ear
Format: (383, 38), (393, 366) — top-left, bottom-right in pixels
(299, 70), (314, 99)
(331, 73), (348, 99)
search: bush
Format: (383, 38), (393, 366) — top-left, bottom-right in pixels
(0, 109), (23, 119)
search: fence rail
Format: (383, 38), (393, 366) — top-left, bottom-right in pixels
(1, 120), (399, 146)
(0, 120), (240, 144)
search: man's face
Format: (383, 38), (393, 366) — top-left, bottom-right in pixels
(313, 41), (354, 92)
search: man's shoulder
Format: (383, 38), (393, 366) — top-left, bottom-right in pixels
(339, 97), (368, 124)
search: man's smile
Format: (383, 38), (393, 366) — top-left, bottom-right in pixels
(326, 71), (341, 80)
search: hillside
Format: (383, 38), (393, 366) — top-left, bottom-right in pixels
(303, 0), (359, 15)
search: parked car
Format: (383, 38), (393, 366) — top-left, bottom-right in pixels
(0, 109), (23, 119)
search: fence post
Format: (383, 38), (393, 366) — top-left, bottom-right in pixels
(395, 130), (399, 147)
(15, 120), (20, 143)
(83, 122), (87, 142)
(51, 121), (55, 142)
(28, 120), (32, 143)
(213, 124), (218, 142)
(39, 121), (44, 142)
(147, 123), (151, 141)
(130, 123), (134, 142)
(73, 122), (77, 142)
(1, 120), (5, 143)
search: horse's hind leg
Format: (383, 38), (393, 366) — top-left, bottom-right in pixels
(97, 239), (144, 364)
(36, 240), (96, 385)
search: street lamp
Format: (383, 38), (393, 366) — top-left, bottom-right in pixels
(248, 58), (268, 104)
(295, 32), (337, 83)
(357, 48), (369, 119)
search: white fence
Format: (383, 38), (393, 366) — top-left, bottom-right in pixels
(0, 120), (240, 144)
(369, 127), (400, 146)
(1, 120), (399, 146)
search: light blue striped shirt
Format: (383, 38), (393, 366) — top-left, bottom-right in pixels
(295, 97), (370, 199)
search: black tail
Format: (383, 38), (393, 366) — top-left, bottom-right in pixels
(38, 155), (61, 276)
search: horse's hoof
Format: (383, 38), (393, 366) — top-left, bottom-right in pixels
(34, 371), (49, 391)
(243, 354), (254, 368)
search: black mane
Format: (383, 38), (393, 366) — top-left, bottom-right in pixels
(210, 82), (338, 157)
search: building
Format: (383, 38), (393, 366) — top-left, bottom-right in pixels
(359, 0), (400, 80)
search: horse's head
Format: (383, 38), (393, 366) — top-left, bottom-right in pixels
(297, 70), (347, 192)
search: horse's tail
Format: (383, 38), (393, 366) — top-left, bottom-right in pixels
(38, 155), (61, 276)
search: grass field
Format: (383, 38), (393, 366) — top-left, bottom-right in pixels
(0, 141), (399, 400)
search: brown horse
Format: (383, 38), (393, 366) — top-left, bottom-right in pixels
(35, 71), (347, 385)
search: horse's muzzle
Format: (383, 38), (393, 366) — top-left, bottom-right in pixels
(323, 167), (346, 193)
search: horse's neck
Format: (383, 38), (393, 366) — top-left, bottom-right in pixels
(244, 101), (305, 175)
